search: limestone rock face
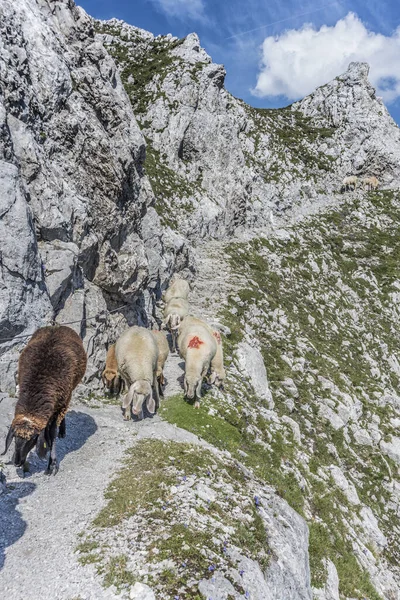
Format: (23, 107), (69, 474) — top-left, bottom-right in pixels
(294, 62), (400, 183)
(236, 342), (274, 408)
(0, 0), (189, 391)
(98, 22), (400, 238)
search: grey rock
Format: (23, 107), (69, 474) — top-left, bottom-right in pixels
(0, 0), (190, 391)
(261, 492), (312, 599)
(313, 559), (340, 600)
(380, 437), (400, 465)
(129, 582), (156, 600)
(39, 241), (80, 310)
(236, 342), (274, 408)
(0, 471), (6, 495)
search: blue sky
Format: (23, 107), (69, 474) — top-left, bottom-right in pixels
(78, 0), (400, 124)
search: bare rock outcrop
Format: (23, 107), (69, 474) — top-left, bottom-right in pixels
(0, 0), (190, 392)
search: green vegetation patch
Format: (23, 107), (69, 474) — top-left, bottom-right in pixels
(160, 394), (305, 514)
(242, 102), (337, 182)
(144, 139), (195, 228)
(201, 191), (400, 597)
(78, 438), (270, 598)
(97, 24), (203, 229)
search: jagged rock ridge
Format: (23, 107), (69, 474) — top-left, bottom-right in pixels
(97, 19), (400, 238)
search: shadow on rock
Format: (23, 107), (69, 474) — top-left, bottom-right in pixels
(0, 481), (36, 570)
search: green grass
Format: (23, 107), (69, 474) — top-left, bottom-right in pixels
(96, 25), (204, 229)
(242, 102), (337, 182)
(160, 394), (305, 515)
(94, 439), (213, 528)
(103, 555), (136, 589)
(79, 438), (270, 598)
(200, 192), (400, 597)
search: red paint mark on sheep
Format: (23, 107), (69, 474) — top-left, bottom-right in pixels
(213, 331), (221, 344)
(188, 336), (204, 349)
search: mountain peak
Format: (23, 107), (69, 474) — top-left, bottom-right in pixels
(343, 61), (370, 82)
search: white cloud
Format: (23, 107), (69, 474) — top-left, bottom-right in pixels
(151, 0), (206, 21)
(254, 12), (400, 103)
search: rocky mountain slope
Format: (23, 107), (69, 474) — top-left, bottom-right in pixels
(0, 0), (191, 391)
(97, 19), (400, 238)
(1, 1), (400, 599)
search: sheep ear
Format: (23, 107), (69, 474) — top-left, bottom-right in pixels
(147, 394), (156, 414)
(2, 426), (14, 455)
(122, 386), (134, 409)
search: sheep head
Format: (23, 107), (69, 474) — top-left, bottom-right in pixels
(164, 313), (181, 331)
(102, 369), (122, 395)
(2, 415), (45, 467)
(184, 375), (202, 401)
(123, 380), (154, 417)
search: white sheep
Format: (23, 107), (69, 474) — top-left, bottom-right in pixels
(209, 329), (226, 389)
(341, 176), (358, 192)
(115, 326), (160, 420)
(163, 297), (189, 352)
(179, 316), (226, 388)
(162, 277), (190, 304)
(151, 329), (169, 397)
(178, 320), (217, 407)
(362, 176), (379, 191)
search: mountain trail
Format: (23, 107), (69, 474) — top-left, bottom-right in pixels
(0, 239), (236, 599)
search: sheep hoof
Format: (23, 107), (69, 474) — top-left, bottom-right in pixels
(45, 461), (59, 476)
(194, 401), (200, 409)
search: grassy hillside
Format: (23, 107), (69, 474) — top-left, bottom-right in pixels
(161, 190), (400, 597)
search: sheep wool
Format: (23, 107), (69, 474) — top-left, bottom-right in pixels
(4, 325), (87, 474)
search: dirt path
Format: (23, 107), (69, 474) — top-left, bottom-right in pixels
(0, 395), (131, 599)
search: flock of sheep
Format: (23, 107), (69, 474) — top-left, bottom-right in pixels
(102, 276), (225, 419)
(2, 277), (225, 475)
(341, 175), (379, 192)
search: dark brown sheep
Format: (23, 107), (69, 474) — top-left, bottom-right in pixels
(2, 325), (87, 475)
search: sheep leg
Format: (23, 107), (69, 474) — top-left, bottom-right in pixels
(153, 373), (160, 412)
(58, 417), (66, 439)
(45, 418), (59, 476)
(158, 375), (165, 398)
(172, 330), (177, 353)
(194, 377), (203, 409)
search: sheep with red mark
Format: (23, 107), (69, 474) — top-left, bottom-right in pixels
(179, 316), (226, 389)
(2, 326), (87, 475)
(151, 330), (170, 397)
(178, 320), (217, 407)
(115, 326), (160, 420)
